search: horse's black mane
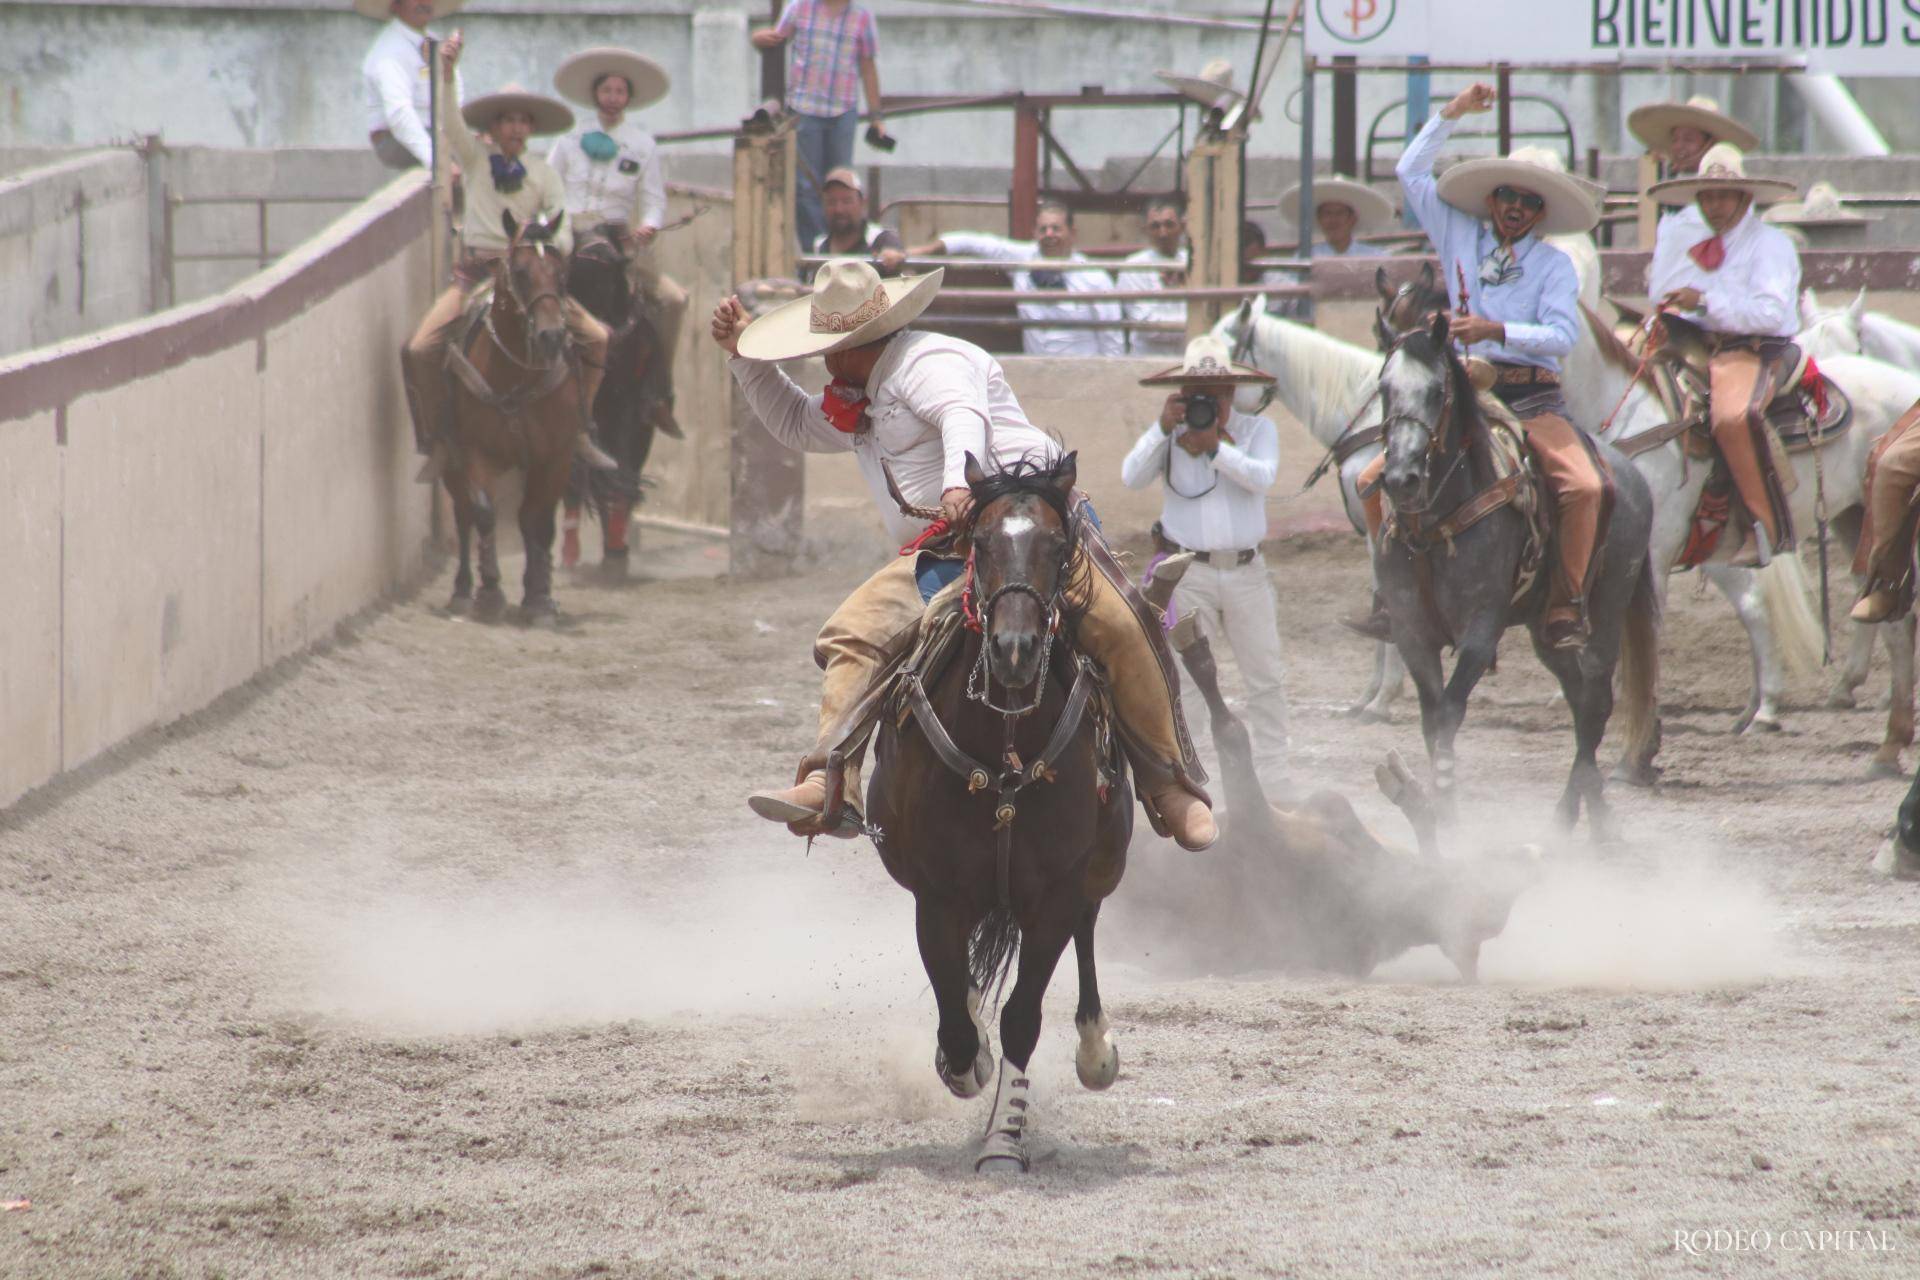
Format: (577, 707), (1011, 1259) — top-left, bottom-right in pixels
(968, 453), (1078, 533)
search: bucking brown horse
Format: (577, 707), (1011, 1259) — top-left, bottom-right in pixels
(443, 211), (581, 625)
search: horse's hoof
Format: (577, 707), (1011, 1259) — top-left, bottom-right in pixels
(975, 1151), (1028, 1176)
(1827, 689), (1859, 710)
(1074, 1014), (1118, 1092)
(1871, 838), (1920, 880)
(1741, 715), (1783, 735)
(1355, 705), (1391, 725)
(446, 594), (471, 617)
(597, 551), (631, 586)
(520, 599), (558, 628)
(1867, 757), (1905, 781)
(473, 589), (507, 623)
(1611, 762), (1660, 788)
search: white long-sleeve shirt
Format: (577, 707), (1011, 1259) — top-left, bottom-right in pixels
(1120, 408), (1279, 552)
(1648, 206), (1800, 338)
(1398, 114), (1581, 371)
(728, 330), (1062, 543)
(941, 232), (1124, 358)
(1114, 246), (1187, 357)
(548, 117), (668, 232)
(360, 19), (463, 167)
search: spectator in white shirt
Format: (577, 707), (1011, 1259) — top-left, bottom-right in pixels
(1121, 335), (1290, 787)
(894, 202), (1123, 357)
(1115, 197), (1190, 357)
(1277, 175), (1396, 258)
(358, 0), (465, 170)
(1241, 220), (1308, 321)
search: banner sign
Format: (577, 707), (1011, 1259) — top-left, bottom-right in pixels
(1305, 0), (1920, 74)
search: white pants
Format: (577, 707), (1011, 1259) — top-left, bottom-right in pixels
(1173, 555), (1290, 778)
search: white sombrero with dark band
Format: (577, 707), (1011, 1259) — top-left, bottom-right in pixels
(553, 46), (671, 112)
(1275, 175), (1397, 234)
(737, 259), (945, 361)
(1646, 144), (1796, 206)
(1435, 156), (1601, 236)
(462, 83), (575, 136)
(1627, 95), (1761, 154)
(1138, 335), (1274, 387)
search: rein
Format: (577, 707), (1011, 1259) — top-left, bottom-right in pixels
(444, 238), (575, 460)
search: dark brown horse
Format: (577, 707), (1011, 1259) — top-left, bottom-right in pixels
(559, 227), (679, 581)
(444, 211), (581, 625)
(866, 452), (1130, 1174)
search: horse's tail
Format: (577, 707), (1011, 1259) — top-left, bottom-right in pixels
(1756, 551), (1825, 679)
(1617, 553), (1663, 773)
(968, 907), (1021, 1007)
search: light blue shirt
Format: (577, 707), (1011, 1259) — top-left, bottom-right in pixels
(1309, 239), (1388, 258)
(1397, 114), (1581, 372)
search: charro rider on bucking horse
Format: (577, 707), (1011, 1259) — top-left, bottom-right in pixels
(709, 260), (1217, 852)
(1347, 81), (1606, 653)
(1645, 144), (1803, 568)
(399, 33), (615, 483)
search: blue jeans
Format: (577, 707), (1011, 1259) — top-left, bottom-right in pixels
(795, 109), (858, 254)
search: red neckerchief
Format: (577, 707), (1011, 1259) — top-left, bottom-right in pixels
(820, 378), (869, 433)
(1687, 235), (1726, 271)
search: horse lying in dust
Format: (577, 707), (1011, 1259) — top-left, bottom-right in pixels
(1118, 585), (1540, 983)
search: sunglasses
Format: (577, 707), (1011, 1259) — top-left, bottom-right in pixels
(1492, 185), (1546, 213)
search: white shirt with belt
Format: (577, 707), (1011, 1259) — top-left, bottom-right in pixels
(941, 232), (1124, 358)
(1114, 246), (1188, 357)
(1648, 206), (1801, 338)
(729, 330), (1062, 543)
(1119, 407), (1279, 552)
(361, 20), (463, 167)
(548, 117), (668, 232)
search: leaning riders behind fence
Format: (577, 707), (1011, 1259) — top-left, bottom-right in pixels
(712, 260), (1216, 851)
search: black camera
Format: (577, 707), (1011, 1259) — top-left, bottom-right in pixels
(1180, 392), (1218, 432)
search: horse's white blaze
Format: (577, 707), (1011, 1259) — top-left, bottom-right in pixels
(1074, 1013), (1118, 1091)
(997, 514), (1037, 537)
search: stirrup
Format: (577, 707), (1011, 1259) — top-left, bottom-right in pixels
(575, 433), (619, 470)
(413, 441), (448, 484)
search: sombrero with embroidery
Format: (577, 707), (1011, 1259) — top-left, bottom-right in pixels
(1627, 95), (1760, 154)
(1765, 180), (1877, 227)
(353, 0), (463, 18)
(462, 83), (575, 136)
(1647, 144), (1796, 206)
(553, 47), (670, 113)
(736, 259), (945, 361)
(1138, 334), (1274, 387)
(1435, 155), (1601, 236)
(1275, 175), (1397, 234)
(1155, 59), (1244, 111)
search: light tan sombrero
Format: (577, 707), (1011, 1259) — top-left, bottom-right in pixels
(737, 259), (945, 361)
(353, 0), (464, 19)
(1436, 156), (1601, 236)
(1275, 175), (1397, 234)
(553, 46), (670, 112)
(462, 83), (575, 136)
(1628, 95), (1760, 155)
(1765, 180), (1877, 227)
(1155, 59), (1244, 111)
(1138, 334), (1274, 387)
(1647, 143), (1796, 206)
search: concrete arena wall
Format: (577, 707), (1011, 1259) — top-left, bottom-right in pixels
(0, 174), (434, 809)
(0, 151), (152, 357)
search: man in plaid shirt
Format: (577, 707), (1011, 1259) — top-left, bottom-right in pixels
(752, 1), (888, 253)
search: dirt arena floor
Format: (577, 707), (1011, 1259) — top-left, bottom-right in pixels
(3, 522), (1917, 1279)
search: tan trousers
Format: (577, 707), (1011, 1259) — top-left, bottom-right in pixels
(401, 284), (610, 451)
(1708, 349), (1784, 548)
(1856, 398), (1920, 582)
(812, 553), (1199, 803)
(1359, 411), (1602, 622)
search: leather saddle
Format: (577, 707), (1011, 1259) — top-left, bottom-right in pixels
(1652, 312), (1852, 458)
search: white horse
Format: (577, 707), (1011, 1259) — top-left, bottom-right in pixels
(1210, 302), (1405, 720)
(1800, 288), (1920, 372)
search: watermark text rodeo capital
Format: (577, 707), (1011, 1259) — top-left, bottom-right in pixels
(1674, 1227), (1901, 1255)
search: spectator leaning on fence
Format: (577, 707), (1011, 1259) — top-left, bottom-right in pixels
(1240, 220), (1307, 320)
(359, 0), (465, 171)
(1278, 175), (1396, 258)
(751, 1), (887, 255)
(1114, 197), (1190, 358)
(811, 167), (903, 277)
(891, 202), (1123, 358)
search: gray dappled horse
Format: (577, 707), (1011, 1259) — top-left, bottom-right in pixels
(1374, 315), (1660, 839)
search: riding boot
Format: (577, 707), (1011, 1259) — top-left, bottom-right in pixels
(1729, 521), (1773, 570)
(1342, 592), (1393, 641)
(566, 298), (618, 471)
(747, 770), (860, 839)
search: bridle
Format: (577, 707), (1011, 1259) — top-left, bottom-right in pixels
(1378, 329), (1466, 519)
(965, 495), (1077, 717)
(488, 237), (568, 370)
(1227, 305), (1278, 415)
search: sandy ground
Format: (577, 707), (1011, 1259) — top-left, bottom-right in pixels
(2, 522), (1917, 1279)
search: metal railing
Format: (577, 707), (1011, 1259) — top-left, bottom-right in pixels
(161, 192), (362, 304)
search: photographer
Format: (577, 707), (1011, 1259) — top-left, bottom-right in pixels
(1121, 336), (1290, 789)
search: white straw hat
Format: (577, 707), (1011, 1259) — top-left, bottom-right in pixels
(736, 260), (945, 361)
(1276, 175), (1397, 234)
(1627, 95), (1761, 154)
(1764, 180), (1876, 227)
(553, 47), (671, 112)
(1436, 157), (1601, 236)
(1646, 144), (1797, 206)
(1138, 334), (1274, 387)
(1155, 59), (1244, 110)
(461, 83), (575, 136)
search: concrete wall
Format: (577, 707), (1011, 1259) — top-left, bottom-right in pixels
(645, 187), (736, 530)
(14, 1), (1920, 169)
(0, 150), (152, 357)
(0, 174), (435, 809)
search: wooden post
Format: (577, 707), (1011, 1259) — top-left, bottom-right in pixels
(1184, 133), (1244, 342)
(1011, 100), (1041, 239)
(729, 122), (802, 577)
(427, 36), (453, 289)
(1635, 152), (1659, 250)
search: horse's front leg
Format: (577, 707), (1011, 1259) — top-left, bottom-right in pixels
(1071, 901), (1117, 1091)
(915, 896), (991, 1101)
(519, 459), (568, 627)
(470, 467), (506, 623)
(1433, 625), (1500, 820)
(1396, 637), (1451, 816)
(980, 891), (1076, 1175)
(1872, 614), (1917, 778)
(443, 473), (475, 613)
